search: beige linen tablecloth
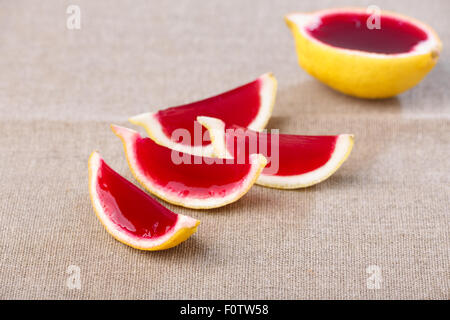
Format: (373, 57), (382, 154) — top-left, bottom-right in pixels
(0, 0), (448, 299)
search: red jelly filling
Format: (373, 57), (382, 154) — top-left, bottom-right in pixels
(225, 128), (338, 176)
(156, 78), (262, 146)
(307, 12), (428, 54)
(96, 159), (177, 238)
(134, 136), (253, 198)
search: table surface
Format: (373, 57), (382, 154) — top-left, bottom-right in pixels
(0, 0), (448, 299)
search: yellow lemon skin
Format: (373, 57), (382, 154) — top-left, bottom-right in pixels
(147, 222), (200, 251)
(285, 16), (441, 99)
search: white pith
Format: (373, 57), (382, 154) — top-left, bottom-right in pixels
(112, 125), (267, 209)
(129, 112), (215, 157)
(198, 116), (353, 189)
(128, 73), (276, 157)
(89, 152), (198, 249)
(285, 8), (441, 58)
(197, 116), (234, 159)
(247, 73), (277, 131)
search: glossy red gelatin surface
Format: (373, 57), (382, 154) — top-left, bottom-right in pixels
(134, 136), (253, 198)
(96, 159), (177, 238)
(307, 12), (428, 54)
(156, 79), (262, 146)
(225, 127), (338, 176)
